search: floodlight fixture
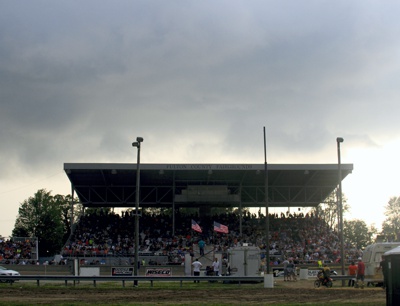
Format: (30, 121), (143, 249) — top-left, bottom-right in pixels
(132, 136), (143, 286)
(336, 137), (345, 285)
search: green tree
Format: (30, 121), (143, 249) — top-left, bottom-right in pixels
(344, 219), (376, 249)
(311, 190), (350, 230)
(12, 189), (74, 256)
(381, 196), (400, 241)
(53, 194), (82, 242)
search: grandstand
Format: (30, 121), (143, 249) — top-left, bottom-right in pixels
(58, 163), (357, 267)
(0, 162), (356, 268)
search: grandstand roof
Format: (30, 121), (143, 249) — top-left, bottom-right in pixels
(64, 163), (353, 209)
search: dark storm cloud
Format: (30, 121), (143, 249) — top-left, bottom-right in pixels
(1, 0), (400, 177)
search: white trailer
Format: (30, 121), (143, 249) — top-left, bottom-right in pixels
(228, 246), (261, 277)
(362, 242), (400, 283)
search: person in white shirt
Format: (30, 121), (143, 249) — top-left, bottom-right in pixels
(212, 258), (220, 276)
(192, 258), (203, 283)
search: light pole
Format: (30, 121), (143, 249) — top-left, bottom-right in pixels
(336, 137), (345, 286)
(264, 127), (270, 274)
(132, 137), (143, 286)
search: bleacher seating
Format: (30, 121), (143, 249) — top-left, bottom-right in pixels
(0, 238), (37, 264)
(1, 210), (362, 266)
(59, 210), (362, 265)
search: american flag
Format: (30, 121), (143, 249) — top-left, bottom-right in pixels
(191, 219), (202, 233)
(214, 221), (229, 234)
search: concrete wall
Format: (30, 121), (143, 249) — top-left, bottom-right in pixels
(8, 263), (186, 276)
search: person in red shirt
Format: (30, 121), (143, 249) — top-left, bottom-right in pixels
(348, 261), (357, 287)
(356, 257), (366, 289)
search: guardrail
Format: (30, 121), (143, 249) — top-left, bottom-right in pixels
(0, 275), (265, 287)
(1, 275), (373, 288)
(330, 275), (353, 280)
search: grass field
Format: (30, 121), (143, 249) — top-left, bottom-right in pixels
(0, 278), (387, 305)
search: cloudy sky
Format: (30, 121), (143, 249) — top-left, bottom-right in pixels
(1, 1), (399, 237)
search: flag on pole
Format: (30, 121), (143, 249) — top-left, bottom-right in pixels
(191, 219), (202, 233)
(214, 221), (229, 234)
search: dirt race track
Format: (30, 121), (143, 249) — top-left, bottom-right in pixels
(0, 279), (387, 305)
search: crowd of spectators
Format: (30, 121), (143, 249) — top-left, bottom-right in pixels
(60, 209), (362, 265)
(0, 210), (362, 266)
(0, 238), (37, 265)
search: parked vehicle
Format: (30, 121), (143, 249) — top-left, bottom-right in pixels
(362, 242), (400, 285)
(0, 266), (20, 283)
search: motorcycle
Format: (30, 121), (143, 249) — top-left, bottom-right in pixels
(314, 271), (333, 288)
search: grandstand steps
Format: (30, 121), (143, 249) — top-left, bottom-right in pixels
(193, 244), (214, 269)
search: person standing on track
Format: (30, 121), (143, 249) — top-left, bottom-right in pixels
(282, 257), (289, 282)
(356, 257), (365, 289)
(377, 255), (388, 289)
(212, 258), (220, 276)
(192, 258), (202, 283)
(286, 260), (296, 281)
(348, 261), (357, 287)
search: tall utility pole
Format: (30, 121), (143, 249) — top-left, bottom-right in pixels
(337, 137), (345, 286)
(264, 127), (270, 274)
(132, 137), (143, 286)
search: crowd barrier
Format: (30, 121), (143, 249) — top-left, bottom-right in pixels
(0, 274), (357, 288)
(0, 275), (265, 287)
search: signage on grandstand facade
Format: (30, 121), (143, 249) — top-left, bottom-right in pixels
(111, 267), (134, 276)
(165, 164), (255, 170)
(145, 268), (172, 277)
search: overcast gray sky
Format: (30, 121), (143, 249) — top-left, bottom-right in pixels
(1, 1), (399, 237)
